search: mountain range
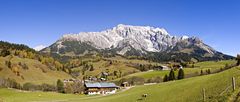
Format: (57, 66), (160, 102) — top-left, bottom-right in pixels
(41, 24), (233, 62)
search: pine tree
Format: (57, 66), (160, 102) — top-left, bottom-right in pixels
(169, 69), (175, 81)
(200, 69), (204, 75)
(237, 54), (240, 66)
(163, 74), (169, 82)
(177, 69), (184, 80)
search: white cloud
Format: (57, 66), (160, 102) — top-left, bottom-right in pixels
(33, 45), (46, 51)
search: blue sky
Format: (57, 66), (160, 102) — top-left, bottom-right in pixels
(0, 0), (239, 56)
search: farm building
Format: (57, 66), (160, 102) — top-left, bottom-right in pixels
(85, 82), (119, 95)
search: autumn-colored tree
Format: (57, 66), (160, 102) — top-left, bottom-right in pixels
(64, 83), (73, 94)
(0, 49), (10, 57)
(12, 66), (20, 76)
(89, 65), (94, 71)
(54, 61), (63, 71)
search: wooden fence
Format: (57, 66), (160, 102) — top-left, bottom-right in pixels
(202, 77), (236, 102)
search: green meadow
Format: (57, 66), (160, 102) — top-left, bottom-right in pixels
(1, 66), (240, 102)
(114, 60), (236, 81)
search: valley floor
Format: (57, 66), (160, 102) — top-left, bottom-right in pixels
(1, 66), (240, 102)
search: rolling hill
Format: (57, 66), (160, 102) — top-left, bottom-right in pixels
(1, 65), (240, 102)
(0, 41), (72, 85)
(113, 60), (236, 82)
(0, 56), (72, 85)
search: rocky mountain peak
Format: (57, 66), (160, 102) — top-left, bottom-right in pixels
(41, 24), (234, 62)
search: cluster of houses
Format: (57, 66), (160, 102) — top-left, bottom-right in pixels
(63, 64), (183, 95)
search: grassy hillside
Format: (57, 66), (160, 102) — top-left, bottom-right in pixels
(114, 60), (236, 81)
(0, 41), (72, 85)
(70, 59), (140, 79)
(0, 88), (84, 102)
(1, 66), (240, 102)
(104, 56), (161, 65)
(68, 56), (162, 80)
(0, 56), (72, 85)
(193, 60), (236, 70)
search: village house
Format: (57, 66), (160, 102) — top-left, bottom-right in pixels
(85, 82), (119, 95)
(121, 82), (130, 87)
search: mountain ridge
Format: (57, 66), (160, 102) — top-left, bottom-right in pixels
(41, 24), (234, 62)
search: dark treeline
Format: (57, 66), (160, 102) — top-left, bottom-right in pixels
(0, 78), (85, 94)
(0, 41), (36, 53)
(0, 78), (56, 91)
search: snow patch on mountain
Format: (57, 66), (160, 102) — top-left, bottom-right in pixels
(181, 35), (189, 40)
(34, 45), (46, 51)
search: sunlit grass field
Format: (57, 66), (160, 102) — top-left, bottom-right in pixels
(1, 66), (240, 102)
(114, 60), (236, 81)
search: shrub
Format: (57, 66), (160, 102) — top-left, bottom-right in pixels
(23, 83), (39, 91)
(154, 76), (162, 83)
(129, 76), (145, 85)
(64, 83), (74, 94)
(147, 78), (155, 83)
(41, 83), (56, 91)
(147, 76), (162, 83)
(57, 79), (64, 93)
(72, 81), (85, 94)
(3, 78), (21, 89)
